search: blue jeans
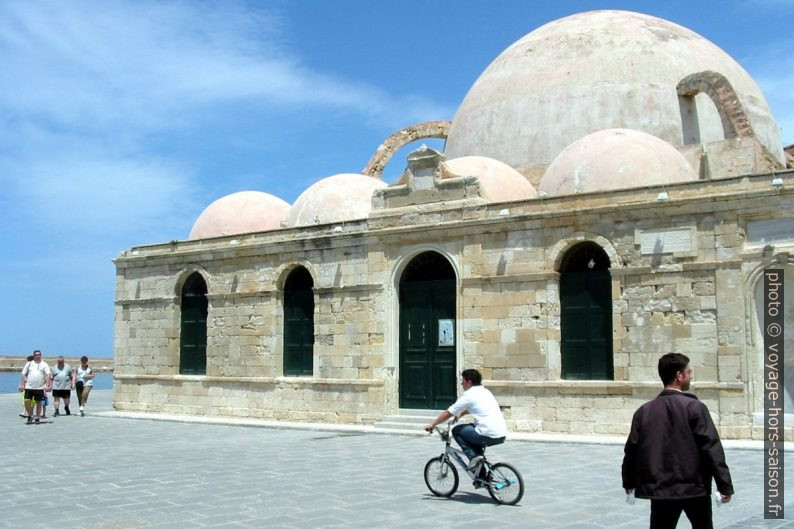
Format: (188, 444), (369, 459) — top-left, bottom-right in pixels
(452, 423), (505, 461)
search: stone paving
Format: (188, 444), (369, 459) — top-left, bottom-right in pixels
(1, 390), (791, 529)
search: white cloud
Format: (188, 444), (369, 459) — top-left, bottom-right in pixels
(0, 0), (453, 269)
(0, 1), (450, 134)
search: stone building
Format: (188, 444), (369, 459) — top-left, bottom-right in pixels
(113, 11), (793, 439)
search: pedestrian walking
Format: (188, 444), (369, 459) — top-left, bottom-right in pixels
(18, 350), (52, 424)
(51, 356), (76, 416)
(75, 356), (95, 416)
(18, 354), (34, 418)
(622, 352), (734, 529)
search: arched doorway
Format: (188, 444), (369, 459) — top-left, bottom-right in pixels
(399, 251), (457, 409)
(179, 272), (208, 375)
(559, 242), (613, 380)
(283, 266), (314, 376)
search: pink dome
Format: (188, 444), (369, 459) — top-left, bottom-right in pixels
(189, 191), (290, 240)
(441, 156), (537, 203)
(539, 129), (697, 196)
(286, 173), (387, 227)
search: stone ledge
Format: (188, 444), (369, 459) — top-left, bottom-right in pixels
(113, 374), (384, 387)
(487, 379), (744, 394)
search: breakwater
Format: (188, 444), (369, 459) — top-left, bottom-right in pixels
(0, 355), (113, 372)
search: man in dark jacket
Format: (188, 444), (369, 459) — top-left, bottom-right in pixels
(622, 352), (734, 529)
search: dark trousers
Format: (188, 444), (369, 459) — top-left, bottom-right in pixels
(650, 496), (712, 529)
(451, 423), (505, 460)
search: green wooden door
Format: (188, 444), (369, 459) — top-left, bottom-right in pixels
(284, 287), (314, 376)
(399, 280), (456, 409)
(560, 270), (613, 379)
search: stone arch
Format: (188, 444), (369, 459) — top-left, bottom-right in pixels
(384, 244), (463, 383)
(363, 121), (450, 180)
(744, 252), (794, 418)
(275, 261), (320, 291)
(390, 244), (462, 292)
(547, 233), (622, 272)
(677, 71), (754, 140)
(174, 267), (211, 297)
(392, 247), (459, 409)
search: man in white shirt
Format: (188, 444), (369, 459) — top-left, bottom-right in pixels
(18, 350), (52, 424)
(424, 369), (507, 468)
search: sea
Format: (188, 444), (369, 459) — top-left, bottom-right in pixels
(0, 371), (113, 393)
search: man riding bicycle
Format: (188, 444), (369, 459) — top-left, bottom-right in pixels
(424, 369), (507, 470)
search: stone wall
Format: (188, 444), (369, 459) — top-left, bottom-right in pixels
(114, 170), (794, 439)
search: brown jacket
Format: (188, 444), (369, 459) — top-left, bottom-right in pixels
(622, 390), (734, 499)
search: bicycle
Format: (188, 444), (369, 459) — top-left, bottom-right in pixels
(424, 419), (524, 505)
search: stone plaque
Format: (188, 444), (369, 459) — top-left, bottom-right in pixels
(636, 227), (694, 255)
(746, 218), (794, 246)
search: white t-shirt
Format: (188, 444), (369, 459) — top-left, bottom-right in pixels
(77, 366), (94, 387)
(22, 360), (51, 390)
(447, 385), (508, 438)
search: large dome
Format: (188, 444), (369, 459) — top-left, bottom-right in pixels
(539, 129), (697, 196)
(444, 10), (784, 176)
(286, 173), (387, 227)
(189, 191), (290, 240)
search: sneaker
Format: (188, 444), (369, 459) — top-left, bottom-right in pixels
(19, 413), (27, 418)
(80, 410), (85, 417)
(467, 455), (484, 470)
(54, 410), (60, 417)
(34, 417), (40, 424)
(26, 416), (33, 424)
(65, 406), (71, 415)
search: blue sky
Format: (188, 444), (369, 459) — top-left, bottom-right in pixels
(0, 0), (792, 358)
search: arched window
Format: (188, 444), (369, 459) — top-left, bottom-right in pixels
(179, 272), (207, 375)
(283, 267), (314, 376)
(559, 242), (613, 380)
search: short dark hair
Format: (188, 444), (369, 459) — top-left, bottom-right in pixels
(33, 350), (41, 355)
(26, 355), (34, 361)
(658, 353), (690, 386)
(461, 369), (482, 386)
(80, 356), (88, 362)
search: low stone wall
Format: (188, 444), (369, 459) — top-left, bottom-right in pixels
(113, 375), (385, 424)
(0, 355), (114, 372)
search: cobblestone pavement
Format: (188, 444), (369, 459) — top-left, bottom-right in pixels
(1, 391), (791, 529)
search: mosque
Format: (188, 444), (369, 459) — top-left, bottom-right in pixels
(113, 10), (794, 439)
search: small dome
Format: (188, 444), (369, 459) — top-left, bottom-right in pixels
(440, 156), (537, 203)
(189, 191), (290, 240)
(286, 173), (387, 227)
(539, 129), (697, 196)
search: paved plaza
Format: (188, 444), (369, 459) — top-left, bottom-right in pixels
(1, 390), (791, 529)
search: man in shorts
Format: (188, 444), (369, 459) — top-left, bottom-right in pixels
(18, 354), (34, 418)
(51, 356), (76, 416)
(18, 350), (52, 424)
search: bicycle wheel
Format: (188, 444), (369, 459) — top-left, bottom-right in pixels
(424, 456), (459, 497)
(487, 462), (524, 505)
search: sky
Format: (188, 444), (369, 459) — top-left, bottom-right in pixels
(0, 0), (792, 358)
